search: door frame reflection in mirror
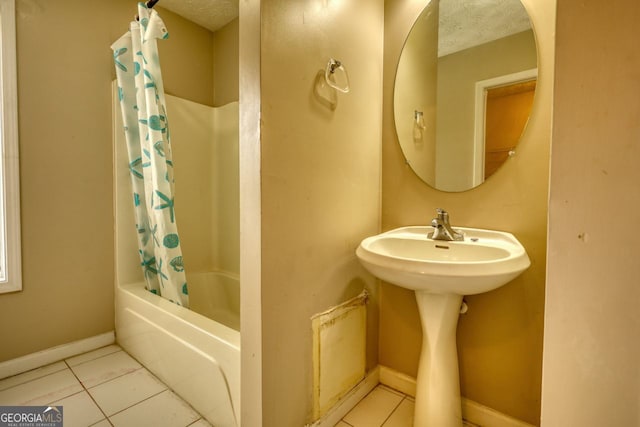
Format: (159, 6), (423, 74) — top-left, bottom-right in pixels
(472, 68), (537, 186)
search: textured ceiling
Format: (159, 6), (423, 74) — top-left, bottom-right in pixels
(439, 0), (532, 57)
(157, 0), (238, 32)
(156, 0), (530, 55)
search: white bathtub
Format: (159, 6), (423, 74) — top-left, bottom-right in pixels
(189, 271), (240, 331)
(115, 273), (240, 427)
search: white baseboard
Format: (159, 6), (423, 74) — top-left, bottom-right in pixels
(461, 398), (536, 427)
(306, 366), (380, 427)
(0, 331), (115, 380)
(379, 365), (417, 397)
(379, 365), (535, 427)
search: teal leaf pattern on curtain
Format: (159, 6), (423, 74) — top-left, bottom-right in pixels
(111, 3), (188, 307)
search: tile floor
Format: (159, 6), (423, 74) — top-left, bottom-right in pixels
(335, 384), (478, 427)
(335, 385), (414, 427)
(0, 345), (210, 427)
(1, 344), (478, 427)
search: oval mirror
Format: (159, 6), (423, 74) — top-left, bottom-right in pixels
(394, 0), (537, 192)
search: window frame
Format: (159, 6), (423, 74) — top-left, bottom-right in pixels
(0, 0), (21, 293)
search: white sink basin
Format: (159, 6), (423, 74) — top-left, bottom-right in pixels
(357, 225), (531, 426)
(356, 226), (531, 295)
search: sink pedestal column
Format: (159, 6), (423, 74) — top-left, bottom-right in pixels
(414, 291), (463, 427)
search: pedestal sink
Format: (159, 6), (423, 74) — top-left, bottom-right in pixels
(356, 226), (530, 427)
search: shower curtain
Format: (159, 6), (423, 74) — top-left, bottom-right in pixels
(111, 3), (189, 307)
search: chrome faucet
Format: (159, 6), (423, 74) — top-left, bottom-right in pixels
(428, 208), (464, 241)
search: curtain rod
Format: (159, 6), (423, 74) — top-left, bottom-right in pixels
(136, 0), (160, 21)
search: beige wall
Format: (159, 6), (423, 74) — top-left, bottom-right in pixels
(381, 0), (554, 424)
(541, 0), (640, 425)
(0, 0), (214, 363)
(157, 6), (214, 106)
(213, 17), (239, 106)
(394, 0), (438, 184)
(259, 0), (383, 424)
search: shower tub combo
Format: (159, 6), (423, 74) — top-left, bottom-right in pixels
(113, 87), (240, 427)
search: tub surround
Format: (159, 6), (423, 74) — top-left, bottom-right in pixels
(113, 90), (240, 312)
(113, 88), (241, 426)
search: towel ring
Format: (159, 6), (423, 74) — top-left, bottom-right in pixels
(325, 58), (350, 93)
